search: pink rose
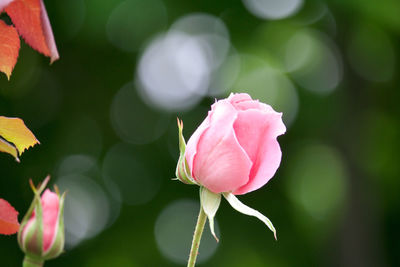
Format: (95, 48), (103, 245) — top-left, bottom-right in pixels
(175, 93), (285, 241)
(185, 93), (286, 195)
(18, 178), (65, 262)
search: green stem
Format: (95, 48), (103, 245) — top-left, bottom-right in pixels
(23, 256), (44, 267)
(187, 204), (207, 267)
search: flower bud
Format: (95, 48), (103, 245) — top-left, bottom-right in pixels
(176, 93), (284, 240)
(18, 176), (66, 264)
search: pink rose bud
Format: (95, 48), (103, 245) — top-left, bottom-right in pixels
(175, 93), (286, 240)
(18, 177), (65, 265)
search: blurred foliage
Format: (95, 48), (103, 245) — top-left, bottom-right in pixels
(1, 0), (399, 266)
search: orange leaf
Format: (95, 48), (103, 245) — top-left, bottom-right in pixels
(0, 198), (19, 235)
(0, 116), (39, 162)
(5, 0), (59, 63)
(0, 20), (20, 79)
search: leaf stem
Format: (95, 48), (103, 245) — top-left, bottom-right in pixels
(187, 204), (207, 267)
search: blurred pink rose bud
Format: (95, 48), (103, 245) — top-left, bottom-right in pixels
(18, 176), (65, 266)
(175, 93), (286, 240)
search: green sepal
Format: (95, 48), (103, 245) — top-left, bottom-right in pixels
(18, 177), (50, 256)
(23, 255), (44, 267)
(223, 192), (277, 240)
(200, 187), (221, 242)
(175, 118), (198, 185)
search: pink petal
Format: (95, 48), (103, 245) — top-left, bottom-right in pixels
(234, 138), (282, 195)
(228, 93), (266, 111)
(232, 109), (285, 195)
(191, 100), (252, 193)
(227, 93), (252, 103)
(39, 0), (59, 63)
(185, 115), (210, 175)
(41, 189), (59, 252)
(0, 0), (13, 12)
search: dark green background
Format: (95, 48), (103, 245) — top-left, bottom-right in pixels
(1, 0), (399, 266)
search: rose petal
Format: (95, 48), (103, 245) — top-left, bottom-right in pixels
(227, 93), (252, 104)
(233, 109), (285, 195)
(185, 115), (210, 176)
(192, 100), (252, 193)
(228, 93), (268, 111)
(41, 189), (59, 252)
(234, 138), (282, 195)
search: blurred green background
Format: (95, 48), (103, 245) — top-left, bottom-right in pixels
(1, 0), (399, 266)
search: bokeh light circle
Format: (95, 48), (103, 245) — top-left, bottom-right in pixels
(137, 31), (211, 111)
(170, 13), (231, 70)
(57, 154), (97, 176)
(347, 23), (395, 82)
(208, 52), (241, 97)
(170, 13), (229, 39)
(286, 143), (348, 221)
(154, 199), (219, 265)
(233, 55), (299, 127)
(56, 174), (111, 249)
(102, 143), (162, 205)
(285, 29), (343, 95)
(111, 82), (170, 145)
(136, 13), (234, 111)
(106, 0), (167, 52)
(243, 0), (303, 20)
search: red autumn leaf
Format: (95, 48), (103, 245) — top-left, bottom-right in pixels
(0, 20), (20, 79)
(0, 198), (20, 235)
(5, 0), (59, 63)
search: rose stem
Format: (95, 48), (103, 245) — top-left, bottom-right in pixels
(187, 204), (207, 267)
(23, 256), (44, 267)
